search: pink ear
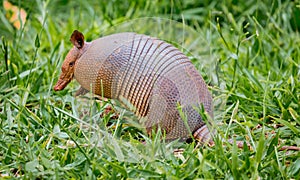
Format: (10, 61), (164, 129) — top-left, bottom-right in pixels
(70, 30), (84, 49)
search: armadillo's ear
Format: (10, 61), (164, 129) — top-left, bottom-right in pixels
(70, 30), (84, 49)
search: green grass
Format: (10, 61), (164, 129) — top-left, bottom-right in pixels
(1, 0), (300, 179)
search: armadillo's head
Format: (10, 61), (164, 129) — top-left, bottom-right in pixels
(54, 30), (86, 91)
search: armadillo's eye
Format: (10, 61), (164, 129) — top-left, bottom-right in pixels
(69, 61), (75, 67)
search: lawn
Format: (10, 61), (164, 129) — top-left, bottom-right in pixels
(0, 0), (299, 179)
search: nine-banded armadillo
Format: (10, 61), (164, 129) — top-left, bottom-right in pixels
(54, 30), (213, 143)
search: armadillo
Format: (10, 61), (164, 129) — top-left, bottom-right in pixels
(54, 30), (213, 143)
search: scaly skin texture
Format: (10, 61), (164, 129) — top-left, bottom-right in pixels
(54, 30), (213, 143)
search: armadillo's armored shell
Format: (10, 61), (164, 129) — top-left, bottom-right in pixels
(74, 33), (213, 141)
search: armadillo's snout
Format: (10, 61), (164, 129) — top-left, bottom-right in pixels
(54, 67), (75, 91)
(53, 84), (61, 91)
(53, 79), (69, 91)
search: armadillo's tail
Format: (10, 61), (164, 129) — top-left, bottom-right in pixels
(194, 125), (253, 149)
(193, 125), (215, 146)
